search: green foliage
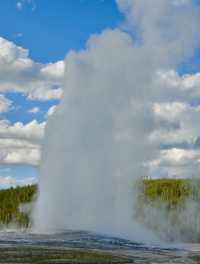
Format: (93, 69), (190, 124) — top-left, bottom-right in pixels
(142, 179), (200, 207)
(0, 185), (37, 227)
(137, 179), (200, 242)
(192, 255), (200, 263)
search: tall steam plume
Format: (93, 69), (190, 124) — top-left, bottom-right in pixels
(34, 0), (200, 242)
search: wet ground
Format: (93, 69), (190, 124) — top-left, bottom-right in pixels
(0, 230), (198, 263)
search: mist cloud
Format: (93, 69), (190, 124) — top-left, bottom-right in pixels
(34, 0), (200, 241)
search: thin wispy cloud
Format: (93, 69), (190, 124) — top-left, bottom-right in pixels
(16, 0), (36, 12)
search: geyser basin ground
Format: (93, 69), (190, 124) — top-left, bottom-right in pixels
(0, 247), (129, 264)
(0, 231), (199, 263)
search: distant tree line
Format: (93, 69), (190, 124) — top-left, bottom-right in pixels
(140, 178), (200, 207)
(0, 185), (36, 228)
(0, 179), (200, 242)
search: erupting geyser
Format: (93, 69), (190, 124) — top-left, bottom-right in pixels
(34, 0), (200, 242)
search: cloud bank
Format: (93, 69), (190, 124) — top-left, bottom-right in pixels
(0, 37), (64, 101)
(0, 120), (45, 166)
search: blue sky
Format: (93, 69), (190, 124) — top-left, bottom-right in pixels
(0, 0), (123, 124)
(0, 0), (124, 187)
(0, 0), (123, 63)
(0, 0), (200, 187)
(0, 0), (123, 188)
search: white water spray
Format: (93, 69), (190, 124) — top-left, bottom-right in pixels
(34, 0), (200, 242)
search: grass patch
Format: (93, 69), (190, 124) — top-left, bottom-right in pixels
(191, 255), (200, 263)
(0, 247), (131, 263)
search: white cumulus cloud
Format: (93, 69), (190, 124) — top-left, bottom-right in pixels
(0, 37), (64, 101)
(47, 105), (57, 117)
(0, 119), (45, 166)
(0, 95), (12, 113)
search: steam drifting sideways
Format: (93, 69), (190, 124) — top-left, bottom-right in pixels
(34, 0), (200, 242)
